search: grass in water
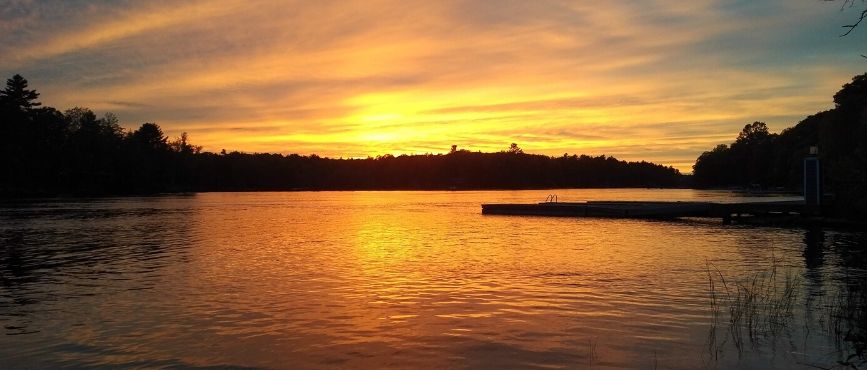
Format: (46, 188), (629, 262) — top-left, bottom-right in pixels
(706, 256), (801, 353)
(706, 256), (867, 369)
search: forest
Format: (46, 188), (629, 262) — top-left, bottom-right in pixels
(693, 73), (867, 217)
(0, 75), (682, 196)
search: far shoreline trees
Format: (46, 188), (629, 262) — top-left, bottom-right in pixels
(5, 72), (867, 217)
(0, 74), (682, 197)
(693, 73), (867, 217)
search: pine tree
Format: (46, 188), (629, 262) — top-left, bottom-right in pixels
(0, 74), (41, 111)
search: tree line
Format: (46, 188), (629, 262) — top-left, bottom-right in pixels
(0, 74), (683, 196)
(693, 73), (867, 217)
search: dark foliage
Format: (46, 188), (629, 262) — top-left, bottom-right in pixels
(0, 75), (682, 197)
(693, 122), (778, 187)
(693, 73), (867, 217)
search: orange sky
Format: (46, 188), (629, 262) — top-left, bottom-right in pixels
(1, 0), (865, 171)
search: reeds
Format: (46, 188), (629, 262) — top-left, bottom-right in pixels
(706, 256), (802, 354)
(809, 281), (867, 369)
(706, 257), (867, 369)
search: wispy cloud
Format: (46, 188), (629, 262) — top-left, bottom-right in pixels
(0, 0), (863, 171)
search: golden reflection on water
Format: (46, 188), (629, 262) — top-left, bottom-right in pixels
(0, 189), (855, 369)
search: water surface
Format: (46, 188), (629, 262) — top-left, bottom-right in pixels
(0, 190), (864, 369)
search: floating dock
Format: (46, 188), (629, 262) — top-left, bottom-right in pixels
(481, 200), (819, 224)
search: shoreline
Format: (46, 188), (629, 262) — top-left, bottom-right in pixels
(5, 188), (863, 230)
(0, 185), (792, 201)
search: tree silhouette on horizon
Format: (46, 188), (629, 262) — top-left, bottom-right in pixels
(693, 72), (867, 217)
(0, 74), (41, 111)
(0, 74), (684, 197)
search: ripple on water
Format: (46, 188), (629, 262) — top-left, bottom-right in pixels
(0, 190), (864, 369)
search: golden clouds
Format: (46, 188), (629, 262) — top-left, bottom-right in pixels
(1, 0), (863, 171)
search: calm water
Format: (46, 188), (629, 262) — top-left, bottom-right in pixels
(1, 189), (864, 369)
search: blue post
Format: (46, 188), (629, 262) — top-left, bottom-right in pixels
(804, 157), (821, 206)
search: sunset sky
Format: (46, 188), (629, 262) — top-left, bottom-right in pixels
(1, 0), (865, 171)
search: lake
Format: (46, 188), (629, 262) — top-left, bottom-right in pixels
(1, 189), (864, 369)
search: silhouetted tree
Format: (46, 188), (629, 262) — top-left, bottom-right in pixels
(1, 73), (683, 196)
(170, 132), (202, 155)
(129, 123), (168, 151)
(693, 122), (778, 187)
(735, 122), (778, 185)
(59, 108), (125, 193)
(824, 73), (867, 215)
(507, 143), (523, 154)
(693, 72), (867, 217)
(0, 74), (41, 111)
(125, 123), (172, 192)
(735, 121), (771, 145)
(1, 75), (55, 194)
(693, 144), (733, 186)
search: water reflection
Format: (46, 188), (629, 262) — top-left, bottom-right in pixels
(705, 227), (867, 369)
(0, 196), (201, 367)
(0, 190), (864, 369)
(803, 228), (825, 270)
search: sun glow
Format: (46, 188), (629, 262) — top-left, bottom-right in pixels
(2, 0), (862, 171)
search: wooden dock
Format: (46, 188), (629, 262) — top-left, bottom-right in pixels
(481, 200), (819, 224)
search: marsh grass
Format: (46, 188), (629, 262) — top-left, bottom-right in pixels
(809, 282), (867, 369)
(706, 256), (801, 354)
(706, 257), (867, 369)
